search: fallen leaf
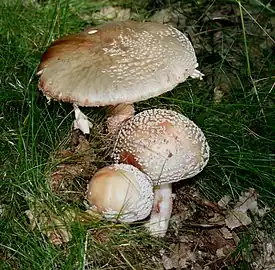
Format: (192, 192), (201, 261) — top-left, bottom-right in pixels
(25, 200), (76, 245)
(149, 7), (188, 30)
(161, 243), (197, 270)
(225, 209), (252, 230)
(49, 132), (97, 199)
(218, 194), (232, 209)
(166, 186), (238, 269)
(251, 230), (275, 269)
(208, 213), (224, 224)
(93, 6), (131, 24)
(149, 8), (173, 24)
(161, 253), (173, 270)
(234, 188), (258, 214)
(216, 245), (234, 259)
(220, 227), (233, 239)
(213, 86), (225, 104)
(224, 188), (269, 230)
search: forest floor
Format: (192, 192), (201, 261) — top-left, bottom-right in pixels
(0, 0), (274, 269)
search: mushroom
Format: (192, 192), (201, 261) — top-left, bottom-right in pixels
(112, 109), (210, 236)
(37, 21), (203, 134)
(86, 163), (154, 223)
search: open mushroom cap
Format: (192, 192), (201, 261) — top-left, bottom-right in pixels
(86, 163), (153, 222)
(38, 21), (203, 107)
(112, 109), (210, 185)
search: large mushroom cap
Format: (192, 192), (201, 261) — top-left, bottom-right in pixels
(112, 109), (210, 185)
(38, 21), (203, 106)
(86, 163), (153, 222)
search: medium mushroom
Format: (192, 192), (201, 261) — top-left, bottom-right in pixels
(37, 21), (203, 134)
(86, 163), (154, 223)
(112, 109), (210, 236)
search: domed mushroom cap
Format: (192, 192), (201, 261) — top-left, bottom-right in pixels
(112, 109), (210, 185)
(87, 163), (153, 222)
(38, 21), (203, 106)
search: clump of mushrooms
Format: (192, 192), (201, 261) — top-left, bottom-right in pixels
(37, 21), (203, 135)
(112, 109), (210, 237)
(86, 163), (154, 223)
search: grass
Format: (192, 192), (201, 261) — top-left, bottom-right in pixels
(0, 0), (274, 269)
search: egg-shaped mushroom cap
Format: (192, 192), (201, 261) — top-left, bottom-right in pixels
(87, 164), (153, 223)
(37, 21), (203, 107)
(112, 109), (210, 185)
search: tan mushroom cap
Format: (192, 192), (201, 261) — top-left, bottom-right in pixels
(37, 21), (203, 107)
(112, 109), (210, 185)
(87, 163), (153, 223)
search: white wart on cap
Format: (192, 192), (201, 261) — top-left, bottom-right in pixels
(86, 163), (153, 223)
(112, 109), (210, 185)
(37, 21), (203, 107)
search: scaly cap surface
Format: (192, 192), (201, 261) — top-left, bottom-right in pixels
(112, 109), (210, 185)
(38, 21), (203, 106)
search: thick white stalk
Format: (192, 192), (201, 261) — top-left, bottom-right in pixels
(145, 183), (173, 237)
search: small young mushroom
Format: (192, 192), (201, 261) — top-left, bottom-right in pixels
(87, 163), (154, 223)
(112, 109), (210, 236)
(37, 21), (203, 134)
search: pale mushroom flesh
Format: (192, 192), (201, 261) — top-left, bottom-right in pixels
(112, 109), (210, 236)
(86, 163), (154, 223)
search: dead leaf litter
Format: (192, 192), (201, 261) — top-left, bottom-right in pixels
(162, 186), (274, 269)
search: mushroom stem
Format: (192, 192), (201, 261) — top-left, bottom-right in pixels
(145, 183), (173, 237)
(106, 104), (135, 135)
(73, 104), (93, 134)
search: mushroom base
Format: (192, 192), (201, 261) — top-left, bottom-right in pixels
(145, 183), (173, 237)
